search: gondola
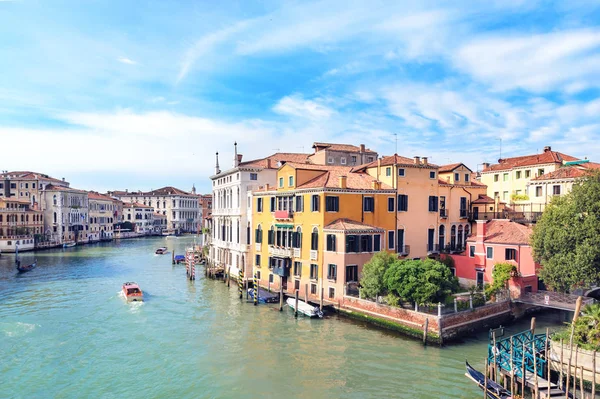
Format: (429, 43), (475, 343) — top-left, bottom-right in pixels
(465, 361), (512, 399)
(16, 261), (36, 273)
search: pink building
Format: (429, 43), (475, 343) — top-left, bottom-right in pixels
(450, 219), (538, 295)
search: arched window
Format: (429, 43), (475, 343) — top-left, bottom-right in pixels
(294, 226), (302, 249)
(457, 225), (464, 250)
(311, 227), (319, 251)
(439, 225), (445, 250)
(268, 226), (275, 245)
(53, 195), (57, 205)
(450, 225), (456, 250)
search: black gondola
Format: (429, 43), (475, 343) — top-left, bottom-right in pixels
(465, 361), (512, 399)
(16, 261), (36, 273)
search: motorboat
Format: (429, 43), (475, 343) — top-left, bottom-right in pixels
(122, 282), (144, 302)
(63, 242), (76, 248)
(248, 287), (280, 304)
(155, 247), (168, 255)
(286, 297), (323, 318)
(174, 255), (185, 264)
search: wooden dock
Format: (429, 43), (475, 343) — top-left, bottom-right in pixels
(498, 368), (566, 398)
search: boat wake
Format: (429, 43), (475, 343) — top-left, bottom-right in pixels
(117, 291), (145, 312)
(0, 322), (39, 337)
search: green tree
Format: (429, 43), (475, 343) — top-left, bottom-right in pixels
(532, 171), (600, 292)
(485, 262), (516, 298)
(359, 252), (397, 299)
(383, 258), (459, 305)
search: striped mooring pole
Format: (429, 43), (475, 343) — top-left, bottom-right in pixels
(238, 268), (244, 299)
(253, 273), (258, 306)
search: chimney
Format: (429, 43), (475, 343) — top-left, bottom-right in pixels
(237, 154), (243, 164)
(125, 189), (128, 193)
(482, 162), (490, 170)
(359, 144), (365, 153)
(339, 176), (347, 189)
(414, 156), (420, 165)
(62, 177), (65, 182)
(422, 157), (428, 165)
(543, 146), (551, 153)
(233, 142), (239, 167)
(371, 180), (380, 190)
(377, 157), (381, 179)
(476, 220), (487, 239)
(215, 152), (221, 174)
(266, 158), (271, 169)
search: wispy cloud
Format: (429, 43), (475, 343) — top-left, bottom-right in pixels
(117, 56), (137, 65)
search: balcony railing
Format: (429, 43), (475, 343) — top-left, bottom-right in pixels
(268, 246), (293, 257)
(255, 243), (261, 252)
(469, 210), (543, 223)
(274, 210), (293, 220)
(427, 244), (440, 254)
(441, 245), (465, 254)
(0, 208), (28, 212)
(398, 245), (410, 256)
(310, 250), (318, 261)
(439, 209), (447, 218)
(293, 248), (301, 258)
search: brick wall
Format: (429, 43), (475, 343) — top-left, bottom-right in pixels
(440, 301), (513, 341)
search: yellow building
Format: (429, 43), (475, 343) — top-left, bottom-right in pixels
(251, 162), (396, 301)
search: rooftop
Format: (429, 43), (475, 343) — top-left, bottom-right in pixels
(124, 202), (152, 209)
(532, 162), (600, 181)
(87, 191), (114, 201)
(482, 147), (579, 172)
(438, 163), (471, 173)
(283, 163), (393, 190)
(324, 218), (384, 232)
(45, 184), (86, 193)
(238, 152), (311, 169)
(468, 219), (532, 245)
(471, 194), (497, 205)
(0, 171), (67, 184)
(312, 142), (375, 153)
(353, 154), (438, 171)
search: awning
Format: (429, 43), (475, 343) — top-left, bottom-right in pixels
(275, 223), (294, 228)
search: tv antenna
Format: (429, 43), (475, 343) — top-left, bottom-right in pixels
(394, 132), (398, 155)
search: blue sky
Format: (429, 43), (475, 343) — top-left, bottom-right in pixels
(2, 0), (600, 193)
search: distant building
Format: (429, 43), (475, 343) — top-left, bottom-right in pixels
(0, 171), (69, 207)
(88, 192), (117, 242)
(109, 186), (199, 233)
(309, 142), (377, 166)
(0, 197), (43, 252)
(122, 203), (154, 235)
(153, 212), (167, 235)
(41, 184), (89, 244)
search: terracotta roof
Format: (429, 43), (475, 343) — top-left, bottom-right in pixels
(532, 163), (600, 181)
(353, 154), (438, 171)
(324, 218), (384, 232)
(0, 171), (66, 184)
(238, 152), (311, 169)
(438, 163), (471, 173)
(87, 191), (113, 201)
(472, 194), (496, 205)
(124, 202), (152, 209)
(312, 142), (375, 153)
(284, 163), (393, 190)
(482, 149), (579, 172)
(437, 178), (486, 188)
(45, 184), (86, 193)
(468, 220), (532, 245)
(145, 186), (191, 196)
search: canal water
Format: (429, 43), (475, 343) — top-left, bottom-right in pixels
(0, 237), (566, 398)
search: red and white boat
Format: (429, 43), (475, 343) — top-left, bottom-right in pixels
(122, 282), (144, 302)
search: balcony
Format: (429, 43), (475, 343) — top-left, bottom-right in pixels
(293, 248), (301, 258)
(310, 250), (318, 261)
(427, 244), (440, 255)
(255, 243), (261, 252)
(268, 246), (293, 257)
(398, 245), (410, 257)
(459, 209), (468, 219)
(274, 210), (293, 220)
(439, 209), (447, 218)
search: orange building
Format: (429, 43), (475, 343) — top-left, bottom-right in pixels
(0, 197), (43, 252)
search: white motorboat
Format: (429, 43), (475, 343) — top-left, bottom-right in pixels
(286, 297), (323, 318)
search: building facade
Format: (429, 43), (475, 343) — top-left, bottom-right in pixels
(123, 203), (155, 235)
(0, 197), (43, 252)
(41, 185), (89, 244)
(88, 192), (117, 242)
(0, 171), (70, 207)
(308, 142), (377, 166)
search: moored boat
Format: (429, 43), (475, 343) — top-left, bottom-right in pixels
(174, 255), (185, 264)
(465, 361), (512, 399)
(286, 297), (323, 318)
(248, 288), (280, 304)
(122, 282), (144, 302)
(63, 242), (76, 248)
(155, 247), (168, 255)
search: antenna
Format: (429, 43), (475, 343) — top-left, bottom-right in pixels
(394, 132), (398, 155)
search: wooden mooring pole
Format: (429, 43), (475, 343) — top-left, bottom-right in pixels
(484, 359), (488, 399)
(510, 336), (515, 395)
(566, 297), (584, 398)
(294, 290), (299, 318)
(227, 267), (231, 287)
(533, 339), (538, 399)
(320, 287), (324, 312)
(304, 284), (308, 304)
(493, 332), (498, 383)
(546, 328), (551, 399)
(522, 343), (526, 397)
(279, 280), (284, 312)
(423, 318), (429, 345)
(592, 350), (596, 399)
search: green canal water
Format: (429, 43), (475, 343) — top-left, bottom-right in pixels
(0, 237), (566, 398)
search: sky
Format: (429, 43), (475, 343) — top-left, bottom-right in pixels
(1, 0), (600, 194)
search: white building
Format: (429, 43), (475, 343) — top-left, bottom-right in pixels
(123, 203), (155, 235)
(109, 186), (199, 233)
(41, 185), (89, 244)
(208, 142), (309, 277)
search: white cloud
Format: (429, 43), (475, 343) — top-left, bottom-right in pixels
(117, 57), (137, 65)
(273, 95), (335, 120)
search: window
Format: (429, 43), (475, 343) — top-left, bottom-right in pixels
(486, 247), (494, 259)
(494, 191), (499, 198)
(257, 198), (263, 212)
(388, 231), (395, 250)
(326, 234), (336, 252)
(502, 173), (509, 182)
(255, 254), (261, 266)
(505, 248), (516, 260)
(268, 227), (274, 245)
(525, 170), (531, 178)
(469, 245), (475, 257)
(538, 168), (545, 177)
(476, 271), (484, 288)
(373, 234), (381, 252)
(328, 287), (335, 299)
(289, 176), (294, 186)
(516, 171), (522, 179)
(397, 229), (405, 252)
(363, 197), (374, 212)
(327, 264), (337, 281)
(295, 195), (304, 212)
(398, 168), (405, 177)
(553, 185), (561, 196)
(515, 190), (522, 195)
(340, 157), (346, 165)
(429, 171), (436, 179)
(325, 196), (339, 212)
(294, 279), (300, 290)
(465, 174), (470, 182)
(397, 194), (408, 212)
(367, 156), (374, 162)
(535, 186), (542, 197)
(360, 235), (372, 252)
(255, 226), (263, 243)
(310, 264), (318, 280)
(351, 155), (357, 164)
(270, 197), (276, 212)
(460, 197), (467, 218)
(494, 174), (499, 182)
(311, 228), (319, 251)
(279, 177), (284, 188)
(385, 167), (391, 177)
(346, 235), (359, 253)
(311, 195), (319, 212)
(327, 157), (334, 164)
(428, 196), (439, 212)
(346, 265), (358, 282)
(503, 191), (508, 201)
(293, 261), (302, 277)
(388, 197), (394, 212)
(454, 173), (460, 182)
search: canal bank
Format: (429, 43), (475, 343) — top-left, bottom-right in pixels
(0, 237), (566, 398)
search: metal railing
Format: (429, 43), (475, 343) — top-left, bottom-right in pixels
(398, 245), (410, 256)
(427, 244), (440, 254)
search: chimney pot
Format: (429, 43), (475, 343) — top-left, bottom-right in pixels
(422, 157), (428, 165)
(339, 176), (347, 189)
(482, 162), (490, 170)
(414, 156), (420, 165)
(360, 144), (365, 153)
(266, 159), (271, 169)
(543, 146), (551, 153)
(237, 154), (243, 163)
(62, 177), (65, 181)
